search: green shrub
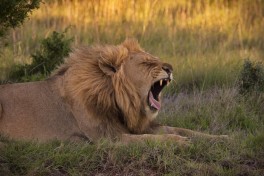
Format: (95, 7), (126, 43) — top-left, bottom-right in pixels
(9, 30), (73, 82)
(238, 59), (264, 93)
(0, 0), (41, 38)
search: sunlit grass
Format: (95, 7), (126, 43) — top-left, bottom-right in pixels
(1, 0), (263, 86)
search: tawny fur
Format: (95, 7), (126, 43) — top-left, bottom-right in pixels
(54, 39), (148, 133)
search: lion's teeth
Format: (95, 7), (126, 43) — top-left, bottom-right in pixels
(167, 80), (169, 85)
(160, 80), (163, 86)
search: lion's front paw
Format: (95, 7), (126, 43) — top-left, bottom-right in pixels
(218, 135), (229, 139)
(220, 135), (228, 137)
(207, 134), (230, 141)
(165, 134), (191, 146)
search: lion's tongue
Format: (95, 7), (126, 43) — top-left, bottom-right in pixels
(149, 91), (161, 110)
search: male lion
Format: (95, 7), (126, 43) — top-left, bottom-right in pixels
(0, 39), (226, 144)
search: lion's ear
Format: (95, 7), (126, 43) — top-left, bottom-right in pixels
(99, 61), (117, 76)
(122, 38), (142, 52)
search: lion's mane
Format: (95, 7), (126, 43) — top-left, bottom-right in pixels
(53, 39), (150, 133)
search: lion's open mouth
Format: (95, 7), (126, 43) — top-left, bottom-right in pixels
(148, 78), (171, 111)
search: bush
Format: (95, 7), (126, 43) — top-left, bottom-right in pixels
(238, 59), (264, 93)
(0, 0), (41, 38)
(9, 30), (73, 82)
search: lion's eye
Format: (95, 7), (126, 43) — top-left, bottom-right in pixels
(141, 61), (159, 69)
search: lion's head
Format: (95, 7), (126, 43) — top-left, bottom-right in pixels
(53, 39), (173, 134)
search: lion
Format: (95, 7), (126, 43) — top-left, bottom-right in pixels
(0, 39), (226, 144)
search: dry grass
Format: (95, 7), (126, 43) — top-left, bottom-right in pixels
(1, 0), (264, 84)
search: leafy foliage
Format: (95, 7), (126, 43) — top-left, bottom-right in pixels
(9, 30), (73, 82)
(0, 0), (41, 38)
(238, 59), (264, 93)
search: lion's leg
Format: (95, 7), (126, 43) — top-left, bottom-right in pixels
(121, 134), (189, 145)
(154, 126), (228, 139)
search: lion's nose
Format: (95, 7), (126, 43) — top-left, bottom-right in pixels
(162, 63), (173, 75)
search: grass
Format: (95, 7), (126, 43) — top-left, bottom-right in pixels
(0, 0), (264, 175)
(0, 86), (263, 175)
(160, 88), (264, 133)
(1, 128), (264, 175)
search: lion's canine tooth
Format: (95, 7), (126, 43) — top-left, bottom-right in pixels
(160, 80), (163, 86)
(167, 80), (169, 85)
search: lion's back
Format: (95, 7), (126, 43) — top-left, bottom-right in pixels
(0, 81), (81, 141)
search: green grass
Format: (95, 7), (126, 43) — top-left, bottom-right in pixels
(159, 88), (264, 133)
(1, 0), (264, 175)
(1, 131), (263, 175)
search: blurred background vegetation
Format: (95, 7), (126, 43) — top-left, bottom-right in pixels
(1, 0), (264, 91)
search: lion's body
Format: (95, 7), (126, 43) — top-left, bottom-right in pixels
(0, 81), (83, 141)
(0, 39), (227, 143)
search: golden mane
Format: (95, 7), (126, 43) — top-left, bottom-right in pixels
(53, 39), (147, 133)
